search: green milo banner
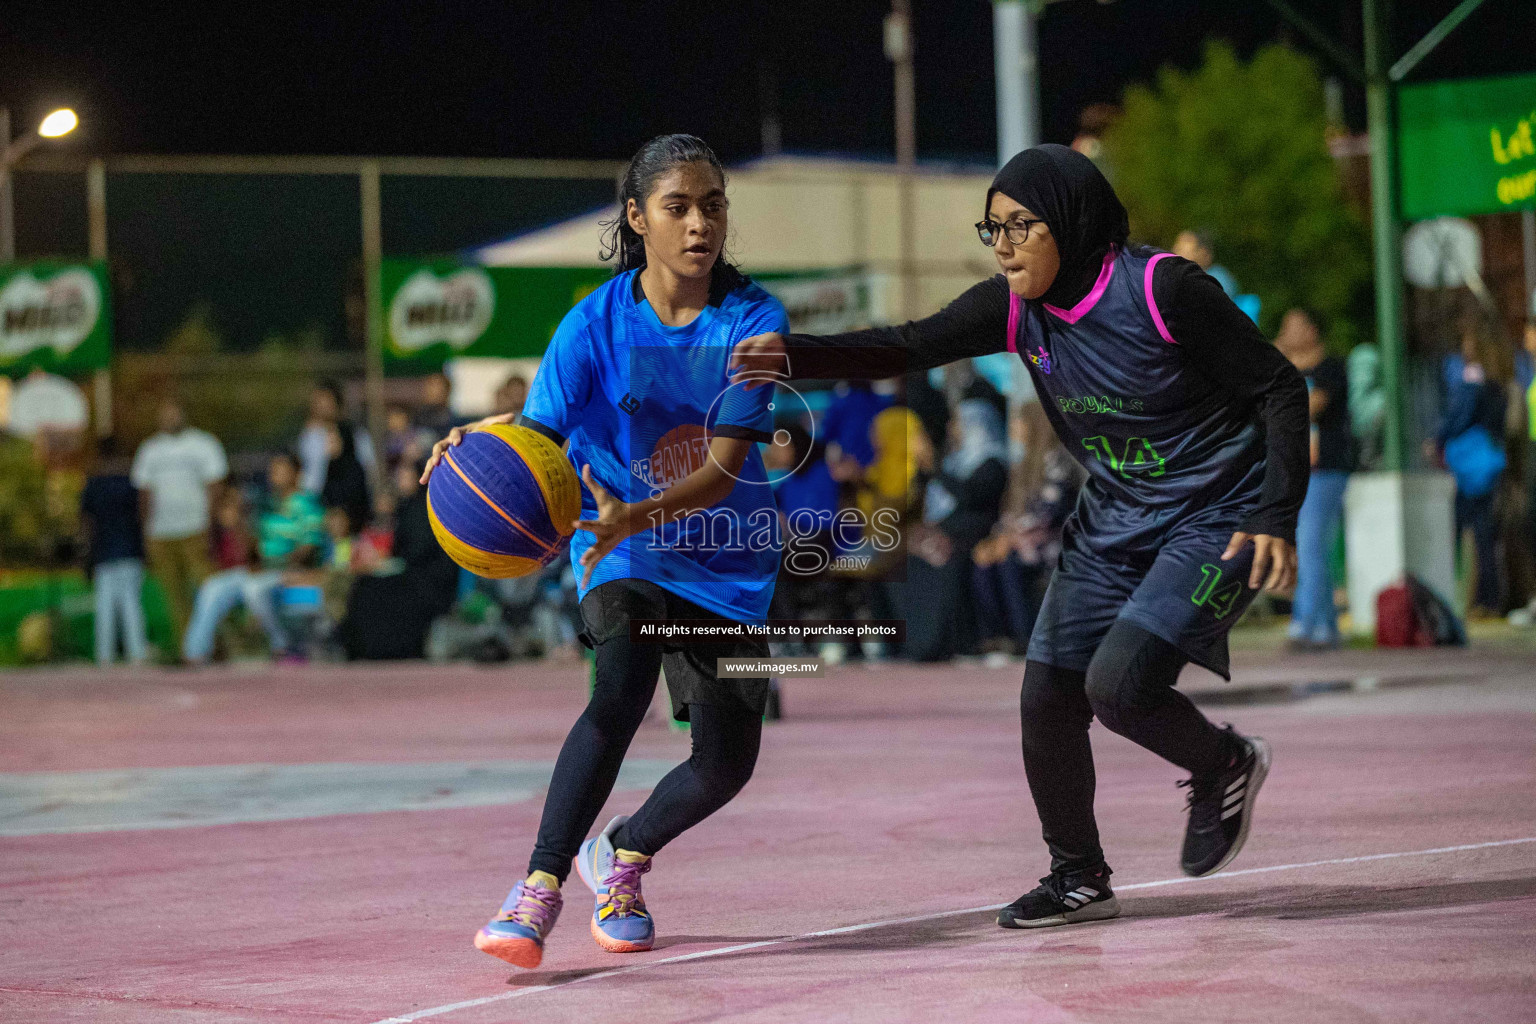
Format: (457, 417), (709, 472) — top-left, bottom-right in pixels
(379, 260), (610, 375)
(1399, 72), (1536, 220)
(0, 260), (113, 377)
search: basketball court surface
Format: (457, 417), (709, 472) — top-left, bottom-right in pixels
(4, 641), (1534, 1023)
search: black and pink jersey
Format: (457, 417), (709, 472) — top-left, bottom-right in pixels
(779, 248), (1309, 547)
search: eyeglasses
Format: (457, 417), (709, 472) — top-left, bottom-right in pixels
(975, 216), (1046, 247)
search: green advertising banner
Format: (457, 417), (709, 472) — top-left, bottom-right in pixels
(1399, 72), (1536, 220)
(0, 261), (113, 377)
(379, 259), (610, 375)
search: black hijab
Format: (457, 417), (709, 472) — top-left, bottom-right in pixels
(987, 144), (1129, 309)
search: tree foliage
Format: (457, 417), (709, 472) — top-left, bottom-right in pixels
(1103, 41), (1372, 349)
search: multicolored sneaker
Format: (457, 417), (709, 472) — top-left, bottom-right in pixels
(576, 814), (655, 953)
(473, 873), (563, 968)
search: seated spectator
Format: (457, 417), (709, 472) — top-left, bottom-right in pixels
(211, 490), (254, 571)
(973, 401), (1083, 654)
(81, 437), (149, 666)
(336, 458), (459, 660)
(183, 452), (325, 664)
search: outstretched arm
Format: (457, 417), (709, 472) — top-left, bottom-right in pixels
(731, 275), (1012, 385)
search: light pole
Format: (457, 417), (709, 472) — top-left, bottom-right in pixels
(885, 0), (918, 324)
(1, 107), (80, 263)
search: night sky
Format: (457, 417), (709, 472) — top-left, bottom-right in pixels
(3, 1), (1530, 163)
(2, 1), (1531, 361)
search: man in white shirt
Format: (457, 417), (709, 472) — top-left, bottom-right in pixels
(131, 399), (228, 653)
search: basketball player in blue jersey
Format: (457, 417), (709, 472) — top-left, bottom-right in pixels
(732, 145), (1309, 928)
(424, 136), (789, 968)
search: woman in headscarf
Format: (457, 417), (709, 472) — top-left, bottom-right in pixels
(903, 399), (1010, 660)
(731, 144), (1309, 929)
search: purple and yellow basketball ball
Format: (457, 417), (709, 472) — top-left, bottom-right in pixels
(426, 424), (581, 579)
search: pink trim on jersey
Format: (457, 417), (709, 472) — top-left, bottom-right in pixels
(1006, 292), (1021, 353)
(1043, 247), (1117, 323)
(1144, 252), (1178, 344)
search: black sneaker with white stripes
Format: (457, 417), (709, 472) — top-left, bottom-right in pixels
(997, 865), (1120, 929)
(1179, 727), (1271, 877)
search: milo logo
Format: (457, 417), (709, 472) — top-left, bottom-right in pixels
(388, 268), (495, 352)
(0, 267), (102, 359)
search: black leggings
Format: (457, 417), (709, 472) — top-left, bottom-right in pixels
(527, 621), (761, 882)
(1019, 620), (1237, 874)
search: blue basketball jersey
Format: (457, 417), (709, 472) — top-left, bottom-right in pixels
(522, 270), (789, 622)
(1010, 247), (1267, 554)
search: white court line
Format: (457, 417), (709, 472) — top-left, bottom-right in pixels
(370, 836), (1536, 1023)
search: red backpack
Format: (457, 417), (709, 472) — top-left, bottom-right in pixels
(1376, 576), (1466, 648)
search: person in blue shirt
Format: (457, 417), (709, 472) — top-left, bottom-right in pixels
(423, 135), (788, 970)
(732, 145), (1309, 930)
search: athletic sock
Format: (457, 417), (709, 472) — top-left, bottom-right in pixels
(614, 849), (651, 865)
(527, 870), (560, 889)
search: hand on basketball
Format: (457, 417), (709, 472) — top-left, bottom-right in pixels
(728, 332), (789, 390)
(419, 413), (517, 484)
(574, 464), (635, 589)
(1222, 532), (1297, 592)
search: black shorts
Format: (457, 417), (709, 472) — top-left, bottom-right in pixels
(1026, 515), (1260, 680)
(577, 578), (772, 723)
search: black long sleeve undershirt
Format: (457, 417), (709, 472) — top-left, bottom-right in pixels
(781, 260), (1310, 542)
(1153, 259), (1310, 542)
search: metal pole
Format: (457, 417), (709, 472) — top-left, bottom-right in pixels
(89, 158), (111, 436)
(993, 0), (1039, 165)
(1364, 0), (1409, 472)
(887, 0), (918, 324)
(1, 107), (13, 264)
(360, 162), (386, 458)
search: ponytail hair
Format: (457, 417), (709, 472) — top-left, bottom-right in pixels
(599, 133), (746, 294)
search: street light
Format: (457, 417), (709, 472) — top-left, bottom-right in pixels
(38, 108), (79, 139)
(2, 106), (82, 263)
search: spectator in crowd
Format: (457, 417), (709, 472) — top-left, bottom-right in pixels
(972, 401), (1082, 655)
(183, 451), (325, 664)
(1429, 320), (1512, 618)
(382, 403), (419, 477)
(1173, 229), (1240, 299)
(847, 406), (930, 556)
(80, 437), (148, 666)
(902, 369), (950, 457)
(1276, 308), (1354, 650)
(905, 398), (1009, 661)
(767, 422), (846, 633)
(822, 380), (893, 472)
(413, 371), (459, 442)
(297, 381), (375, 532)
(336, 458), (459, 660)
(131, 399), (228, 650)
(211, 490), (254, 571)
(495, 373), (528, 418)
